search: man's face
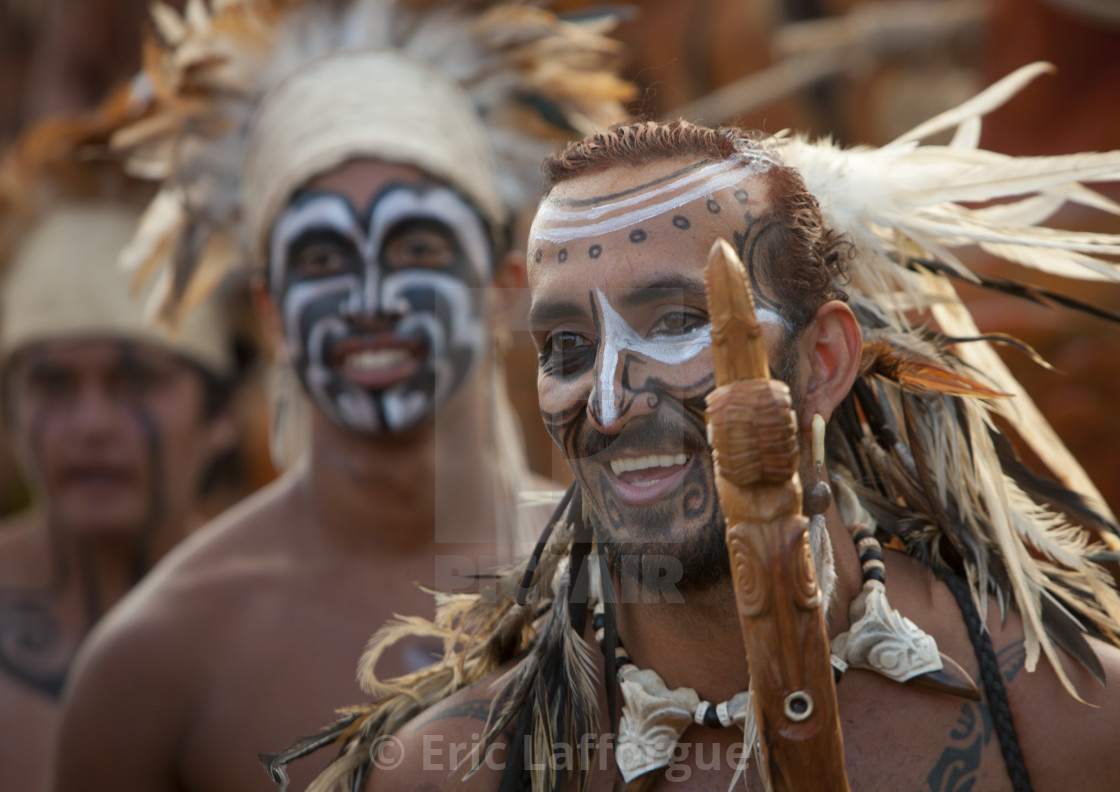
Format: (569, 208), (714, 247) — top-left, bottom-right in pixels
(528, 155), (791, 590)
(4, 338), (225, 538)
(269, 158), (493, 435)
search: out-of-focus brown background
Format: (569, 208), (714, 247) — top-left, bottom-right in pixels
(2, 0), (1118, 516)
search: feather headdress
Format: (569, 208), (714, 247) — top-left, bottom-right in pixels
(764, 61), (1120, 696)
(0, 82), (233, 374)
(112, 0), (634, 322)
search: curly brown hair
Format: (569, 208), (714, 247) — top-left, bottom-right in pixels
(542, 119), (851, 331)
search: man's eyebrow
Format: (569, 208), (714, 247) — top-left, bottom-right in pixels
(528, 299), (587, 329)
(615, 274), (709, 311)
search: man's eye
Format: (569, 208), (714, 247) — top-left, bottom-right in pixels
(652, 311), (705, 336)
(294, 243), (348, 277)
(30, 371), (73, 398)
(383, 229), (454, 270)
(539, 331), (594, 377)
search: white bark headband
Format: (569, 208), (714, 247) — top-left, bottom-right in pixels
(244, 50), (505, 264)
(2, 203), (232, 375)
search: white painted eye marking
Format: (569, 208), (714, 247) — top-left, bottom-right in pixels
(368, 188), (491, 284)
(270, 195), (365, 291)
(591, 289), (786, 426)
(593, 289), (710, 426)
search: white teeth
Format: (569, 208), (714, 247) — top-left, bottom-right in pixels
(610, 453), (688, 477)
(345, 348), (408, 371)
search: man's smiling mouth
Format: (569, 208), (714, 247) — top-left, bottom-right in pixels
(609, 453), (689, 484)
(603, 452), (694, 504)
(331, 335), (425, 389)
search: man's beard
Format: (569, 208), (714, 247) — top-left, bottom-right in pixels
(568, 393), (732, 597)
(576, 334), (804, 599)
(593, 503), (732, 597)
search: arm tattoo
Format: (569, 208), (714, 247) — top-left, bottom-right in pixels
(925, 639), (1026, 791)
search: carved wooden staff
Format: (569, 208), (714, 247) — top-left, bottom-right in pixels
(704, 239), (850, 791)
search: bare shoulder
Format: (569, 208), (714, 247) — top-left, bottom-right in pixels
(365, 671), (514, 792)
(999, 624), (1120, 788)
(54, 475), (308, 791)
(881, 549), (1120, 787)
(78, 473), (302, 651)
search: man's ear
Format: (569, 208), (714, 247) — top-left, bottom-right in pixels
(798, 300), (861, 430)
(489, 251), (528, 333)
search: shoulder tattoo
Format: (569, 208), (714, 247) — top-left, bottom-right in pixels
(925, 639), (1025, 791)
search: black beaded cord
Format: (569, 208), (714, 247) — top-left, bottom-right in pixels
(939, 571), (1034, 792)
(850, 523), (886, 585)
(592, 604), (737, 729)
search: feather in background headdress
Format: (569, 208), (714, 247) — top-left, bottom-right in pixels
(112, 0), (634, 323)
(766, 61), (1120, 696)
(0, 78), (152, 273)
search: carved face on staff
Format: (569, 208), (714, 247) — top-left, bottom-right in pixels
(269, 158), (493, 436)
(528, 127), (851, 592)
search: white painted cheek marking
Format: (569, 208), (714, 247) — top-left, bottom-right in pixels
(383, 385), (431, 430)
(367, 188), (491, 284)
(381, 271), (487, 359)
(384, 272), (487, 419)
(269, 196), (365, 292)
(591, 290), (787, 426)
(304, 316), (380, 433)
(337, 389), (379, 432)
(304, 317), (345, 422)
(282, 275), (359, 359)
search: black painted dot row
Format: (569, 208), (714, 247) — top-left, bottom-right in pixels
(533, 191), (749, 264)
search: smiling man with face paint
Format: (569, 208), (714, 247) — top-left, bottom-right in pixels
(345, 116), (1120, 792)
(529, 152), (809, 596)
(271, 177), (492, 435)
(0, 112), (238, 792)
(51, 2), (634, 791)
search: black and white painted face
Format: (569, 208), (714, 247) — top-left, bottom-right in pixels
(528, 154), (792, 591)
(269, 161), (493, 435)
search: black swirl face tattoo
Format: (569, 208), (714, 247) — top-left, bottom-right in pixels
(528, 155), (793, 593)
(270, 181), (492, 435)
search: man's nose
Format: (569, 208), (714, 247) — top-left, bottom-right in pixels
(586, 342), (657, 435)
(68, 384), (120, 438)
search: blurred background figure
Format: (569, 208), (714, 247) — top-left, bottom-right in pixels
(48, 3), (630, 791)
(0, 89), (242, 792)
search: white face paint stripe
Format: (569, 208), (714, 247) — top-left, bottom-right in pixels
(533, 156), (773, 244)
(305, 315), (381, 433)
(591, 289), (787, 426)
(367, 188), (491, 285)
(281, 275), (360, 359)
(304, 315), (347, 423)
(270, 195), (365, 291)
(542, 160), (744, 221)
(382, 270), (487, 355)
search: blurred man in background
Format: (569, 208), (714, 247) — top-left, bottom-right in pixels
(0, 95), (239, 792)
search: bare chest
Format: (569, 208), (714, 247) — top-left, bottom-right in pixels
(177, 570), (441, 792)
(568, 677), (1018, 792)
